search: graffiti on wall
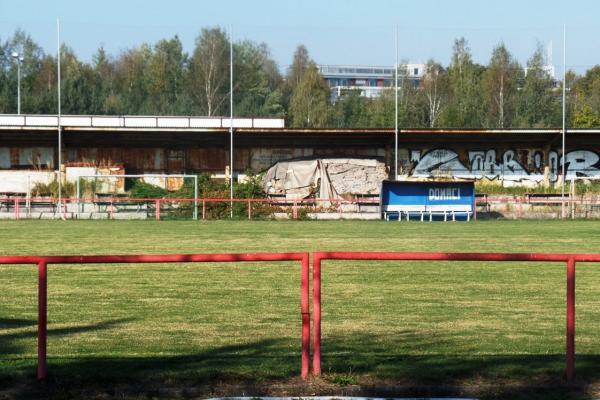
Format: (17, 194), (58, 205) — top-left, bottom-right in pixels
(409, 149), (600, 182)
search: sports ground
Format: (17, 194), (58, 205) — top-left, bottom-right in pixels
(1, 220), (600, 399)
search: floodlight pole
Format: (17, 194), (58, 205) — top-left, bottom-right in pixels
(11, 51), (23, 115)
(561, 25), (566, 219)
(76, 178), (80, 213)
(57, 18), (63, 219)
(229, 25), (234, 218)
(394, 25), (399, 181)
(17, 56), (21, 115)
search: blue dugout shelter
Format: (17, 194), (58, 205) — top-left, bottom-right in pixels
(381, 180), (475, 221)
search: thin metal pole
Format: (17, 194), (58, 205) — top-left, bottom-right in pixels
(76, 177), (80, 215)
(571, 177), (575, 219)
(229, 25), (234, 218)
(561, 24), (566, 219)
(57, 18), (63, 219)
(394, 25), (398, 181)
(193, 175), (198, 220)
(17, 59), (21, 115)
(27, 175), (31, 217)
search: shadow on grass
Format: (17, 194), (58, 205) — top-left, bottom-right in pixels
(0, 318), (37, 329)
(2, 328), (600, 399)
(0, 318), (134, 358)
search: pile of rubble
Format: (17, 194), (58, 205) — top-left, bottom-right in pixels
(263, 158), (388, 200)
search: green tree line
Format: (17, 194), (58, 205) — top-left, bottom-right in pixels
(1, 28), (600, 128)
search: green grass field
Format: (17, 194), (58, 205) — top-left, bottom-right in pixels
(1, 220), (600, 399)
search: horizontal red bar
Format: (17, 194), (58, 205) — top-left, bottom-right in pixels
(0, 252), (307, 265)
(313, 251), (600, 263)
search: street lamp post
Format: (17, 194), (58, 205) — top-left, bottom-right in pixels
(11, 51), (23, 115)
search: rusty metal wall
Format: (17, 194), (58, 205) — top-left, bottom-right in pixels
(66, 148), (165, 173)
(1, 145), (388, 174)
(249, 148), (313, 171)
(0, 147), (54, 169)
(186, 148), (228, 171)
(185, 147), (386, 173)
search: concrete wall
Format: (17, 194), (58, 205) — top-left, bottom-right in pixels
(0, 170), (55, 193)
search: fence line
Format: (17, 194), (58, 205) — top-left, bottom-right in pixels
(0, 252), (310, 380)
(0, 197), (381, 220)
(311, 251), (600, 380)
(4, 194), (600, 220)
(3, 250), (600, 380)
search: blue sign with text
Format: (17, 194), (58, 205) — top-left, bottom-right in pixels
(381, 180), (475, 220)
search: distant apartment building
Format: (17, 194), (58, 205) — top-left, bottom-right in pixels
(318, 64), (426, 101)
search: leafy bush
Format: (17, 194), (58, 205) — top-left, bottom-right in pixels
(476, 180), (600, 196)
(475, 181), (560, 196)
(197, 172), (274, 219)
(574, 180), (600, 195)
(128, 181), (168, 199)
(31, 179), (75, 197)
(126, 173), (273, 219)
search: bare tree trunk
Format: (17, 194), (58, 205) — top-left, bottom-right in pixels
(204, 42), (215, 116)
(202, 40), (229, 117)
(426, 70), (442, 128)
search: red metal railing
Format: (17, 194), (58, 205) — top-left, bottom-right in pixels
(2, 197), (380, 220)
(7, 194), (600, 220)
(4, 250), (600, 381)
(0, 252), (310, 380)
(311, 251), (600, 380)
(474, 194), (595, 219)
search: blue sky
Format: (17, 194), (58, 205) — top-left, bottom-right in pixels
(1, 0), (599, 75)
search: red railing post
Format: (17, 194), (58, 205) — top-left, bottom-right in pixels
(293, 200), (298, 220)
(155, 199), (160, 220)
(37, 260), (47, 380)
(14, 198), (19, 220)
(312, 252), (322, 375)
(247, 199), (252, 220)
(300, 253), (310, 379)
(566, 257), (576, 380)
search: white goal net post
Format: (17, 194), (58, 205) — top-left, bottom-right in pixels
(76, 174), (199, 220)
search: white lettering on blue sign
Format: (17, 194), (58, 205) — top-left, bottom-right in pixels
(428, 187), (460, 201)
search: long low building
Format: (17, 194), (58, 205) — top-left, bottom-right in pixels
(1, 114), (600, 193)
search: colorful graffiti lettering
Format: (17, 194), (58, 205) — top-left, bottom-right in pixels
(409, 149), (600, 182)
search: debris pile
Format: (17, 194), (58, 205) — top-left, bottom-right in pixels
(264, 158), (388, 200)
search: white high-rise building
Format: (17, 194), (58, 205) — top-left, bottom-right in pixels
(317, 63), (426, 101)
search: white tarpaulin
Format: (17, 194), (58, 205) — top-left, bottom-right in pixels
(264, 158), (387, 202)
